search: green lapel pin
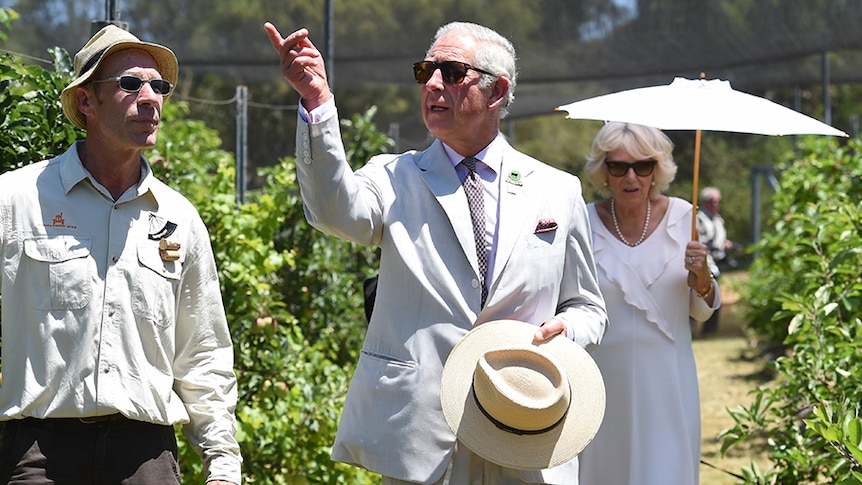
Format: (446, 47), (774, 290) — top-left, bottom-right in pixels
(507, 170), (522, 185)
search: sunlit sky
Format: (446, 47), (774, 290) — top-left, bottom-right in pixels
(581, 0), (638, 40)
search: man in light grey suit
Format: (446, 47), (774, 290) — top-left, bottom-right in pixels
(265, 20), (608, 485)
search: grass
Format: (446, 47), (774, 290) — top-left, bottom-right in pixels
(694, 270), (773, 484)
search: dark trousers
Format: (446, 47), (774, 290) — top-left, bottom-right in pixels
(0, 416), (181, 485)
(701, 306), (720, 334)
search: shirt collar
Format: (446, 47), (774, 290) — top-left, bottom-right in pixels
(59, 142), (158, 205)
(59, 142), (91, 194)
(442, 131), (505, 175)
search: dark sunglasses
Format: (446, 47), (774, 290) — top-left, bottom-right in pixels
(413, 60), (495, 84)
(605, 160), (657, 177)
(91, 75), (173, 96)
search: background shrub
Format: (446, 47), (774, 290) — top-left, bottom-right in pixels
(723, 137), (862, 484)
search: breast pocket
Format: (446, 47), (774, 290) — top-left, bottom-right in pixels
(519, 228), (566, 282)
(526, 229), (559, 248)
(23, 236), (92, 310)
(133, 243), (182, 328)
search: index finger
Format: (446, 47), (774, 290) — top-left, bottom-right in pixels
(264, 22), (311, 56)
(263, 21), (285, 52)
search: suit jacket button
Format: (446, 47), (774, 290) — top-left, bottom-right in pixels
(471, 279), (480, 288)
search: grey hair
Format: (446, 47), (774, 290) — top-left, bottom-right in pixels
(584, 122), (677, 199)
(427, 22), (517, 118)
(700, 186), (721, 201)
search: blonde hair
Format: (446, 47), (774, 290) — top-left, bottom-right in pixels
(584, 122), (677, 199)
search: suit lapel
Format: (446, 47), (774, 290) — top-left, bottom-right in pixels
(492, 151), (535, 292)
(416, 141), (482, 273)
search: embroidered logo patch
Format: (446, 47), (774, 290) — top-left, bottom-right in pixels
(43, 212), (77, 229)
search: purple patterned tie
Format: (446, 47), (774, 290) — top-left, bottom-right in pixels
(462, 157), (488, 306)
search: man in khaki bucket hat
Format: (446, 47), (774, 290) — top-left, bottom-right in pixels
(0, 24), (241, 485)
(61, 24), (179, 130)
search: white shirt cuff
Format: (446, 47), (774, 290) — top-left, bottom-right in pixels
(299, 97), (337, 124)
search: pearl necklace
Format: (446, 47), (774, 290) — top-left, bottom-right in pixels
(610, 197), (651, 247)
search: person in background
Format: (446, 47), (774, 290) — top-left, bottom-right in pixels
(697, 186), (735, 334)
(698, 187), (734, 268)
(0, 25), (241, 485)
(577, 122), (719, 485)
(265, 20), (607, 485)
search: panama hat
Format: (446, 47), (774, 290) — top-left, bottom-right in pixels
(440, 319), (605, 470)
(61, 24), (178, 130)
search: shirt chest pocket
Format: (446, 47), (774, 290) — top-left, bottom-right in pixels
(23, 236), (93, 310)
(133, 243), (182, 328)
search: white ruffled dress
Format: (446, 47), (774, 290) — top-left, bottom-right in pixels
(578, 197), (718, 485)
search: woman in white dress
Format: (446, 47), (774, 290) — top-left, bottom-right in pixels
(577, 122), (720, 485)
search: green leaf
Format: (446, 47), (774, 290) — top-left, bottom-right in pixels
(788, 313), (805, 335)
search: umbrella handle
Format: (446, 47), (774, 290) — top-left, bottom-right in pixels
(691, 129), (702, 241)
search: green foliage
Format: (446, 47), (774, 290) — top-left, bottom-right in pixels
(744, 137), (862, 345)
(720, 136), (862, 484)
(342, 105), (395, 167)
(0, 44), (79, 172)
(0, 7), (19, 42)
(805, 404), (862, 483)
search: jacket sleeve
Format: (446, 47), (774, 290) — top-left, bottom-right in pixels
(557, 176), (609, 349)
(294, 111), (388, 246)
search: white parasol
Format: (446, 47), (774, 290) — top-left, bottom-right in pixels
(556, 76), (848, 239)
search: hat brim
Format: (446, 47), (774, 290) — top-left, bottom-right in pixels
(61, 41), (178, 130)
(440, 319), (605, 470)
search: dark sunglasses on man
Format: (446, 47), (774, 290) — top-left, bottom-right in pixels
(605, 160), (657, 177)
(413, 60), (496, 85)
(90, 75), (173, 96)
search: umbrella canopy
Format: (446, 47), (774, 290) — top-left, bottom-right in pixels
(556, 77), (847, 137)
(556, 76), (848, 239)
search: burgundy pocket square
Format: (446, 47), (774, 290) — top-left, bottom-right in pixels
(534, 218), (558, 233)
